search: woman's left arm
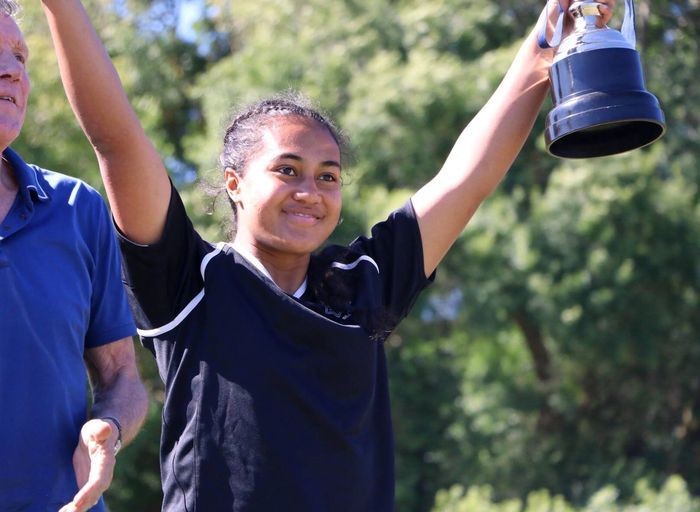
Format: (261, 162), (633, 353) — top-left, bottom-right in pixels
(412, 0), (614, 277)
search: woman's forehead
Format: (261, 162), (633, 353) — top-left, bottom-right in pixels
(258, 116), (341, 158)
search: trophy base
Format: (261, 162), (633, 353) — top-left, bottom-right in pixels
(545, 48), (666, 159)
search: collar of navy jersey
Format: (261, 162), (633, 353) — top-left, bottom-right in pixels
(137, 241), (372, 338)
(230, 243), (308, 299)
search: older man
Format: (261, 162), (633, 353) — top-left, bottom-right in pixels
(0, 1), (148, 511)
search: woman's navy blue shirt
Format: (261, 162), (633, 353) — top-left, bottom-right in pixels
(119, 186), (433, 511)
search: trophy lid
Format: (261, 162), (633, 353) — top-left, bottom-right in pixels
(554, 1), (635, 62)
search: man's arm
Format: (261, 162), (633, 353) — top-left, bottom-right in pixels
(59, 338), (148, 512)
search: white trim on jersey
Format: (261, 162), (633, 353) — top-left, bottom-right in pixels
(137, 242), (226, 338)
(137, 244), (377, 338)
(137, 289), (205, 338)
(331, 255), (379, 274)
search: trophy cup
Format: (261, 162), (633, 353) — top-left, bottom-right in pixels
(539, 0), (665, 158)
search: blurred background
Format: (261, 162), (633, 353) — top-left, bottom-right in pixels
(18, 0), (699, 509)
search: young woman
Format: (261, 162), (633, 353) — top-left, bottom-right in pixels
(42, 0), (614, 510)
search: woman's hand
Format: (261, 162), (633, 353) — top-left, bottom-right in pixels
(559, 0), (617, 30)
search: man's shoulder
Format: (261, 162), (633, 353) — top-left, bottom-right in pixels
(34, 166), (98, 195)
(6, 147), (103, 203)
(35, 168), (110, 216)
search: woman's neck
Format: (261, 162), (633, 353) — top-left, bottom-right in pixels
(232, 241), (310, 296)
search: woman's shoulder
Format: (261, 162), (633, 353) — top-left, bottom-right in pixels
(312, 242), (378, 272)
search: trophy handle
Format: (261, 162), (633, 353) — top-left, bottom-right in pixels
(537, 0), (637, 49)
(620, 0), (637, 47)
(537, 0), (566, 49)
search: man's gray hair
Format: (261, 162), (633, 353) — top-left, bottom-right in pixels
(0, 0), (20, 17)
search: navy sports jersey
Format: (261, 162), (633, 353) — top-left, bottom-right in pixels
(119, 185), (434, 511)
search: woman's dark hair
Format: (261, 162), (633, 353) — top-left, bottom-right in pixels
(220, 91), (347, 174)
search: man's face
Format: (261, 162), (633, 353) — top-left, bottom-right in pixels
(0, 14), (28, 149)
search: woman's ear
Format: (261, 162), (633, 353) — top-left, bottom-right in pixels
(224, 167), (240, 203)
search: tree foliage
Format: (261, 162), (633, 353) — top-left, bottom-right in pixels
(16, 0), (699, 510)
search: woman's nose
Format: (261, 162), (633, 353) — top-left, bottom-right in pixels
(292, 177), (321, 203)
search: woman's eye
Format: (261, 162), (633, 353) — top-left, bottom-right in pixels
(15, 53), (25, 64)
(318, 173), (338, 183)
(277, 166), (296, 176)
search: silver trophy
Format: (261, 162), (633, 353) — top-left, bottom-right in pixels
(539, 0), (665, 158)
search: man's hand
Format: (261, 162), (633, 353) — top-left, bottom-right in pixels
(59, 418), (119, 512)
(58, 337), (148, 511)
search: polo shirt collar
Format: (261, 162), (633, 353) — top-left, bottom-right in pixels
(3, 147), (50, 204)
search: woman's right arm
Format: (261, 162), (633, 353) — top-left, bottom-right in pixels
(42, 0), (171, 245)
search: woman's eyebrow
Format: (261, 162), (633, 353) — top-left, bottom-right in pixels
(277, 152), (341, 169)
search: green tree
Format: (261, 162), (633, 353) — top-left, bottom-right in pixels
(16, 0), (700, 510)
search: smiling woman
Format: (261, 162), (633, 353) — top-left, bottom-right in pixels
(115, 93), (433, 511)
(40, 0), (618, 508)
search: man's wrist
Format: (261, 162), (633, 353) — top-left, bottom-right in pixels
(100, 416), (123, 454)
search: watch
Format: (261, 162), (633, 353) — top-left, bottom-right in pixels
(101, 416), (123, 454)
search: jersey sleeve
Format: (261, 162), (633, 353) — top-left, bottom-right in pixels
(118, 183), (212, 335)
(348, 199), (435, 324)
(83, 188), (137, 348)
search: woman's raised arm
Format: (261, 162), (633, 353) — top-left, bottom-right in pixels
(411, 0), (615, 277)
(42, 0), (171, 244)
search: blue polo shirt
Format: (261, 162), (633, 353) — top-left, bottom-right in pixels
(0, 148), (136, 511)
